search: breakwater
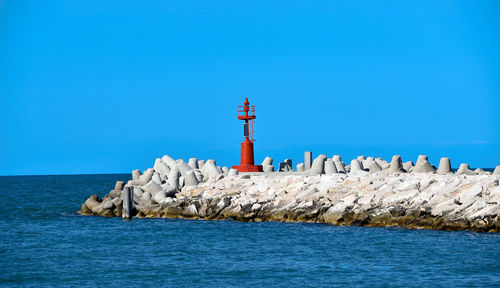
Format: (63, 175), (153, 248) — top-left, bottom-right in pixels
(79, 154), (500, 232)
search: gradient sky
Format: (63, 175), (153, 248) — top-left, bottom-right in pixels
(1, 1), (499, 175)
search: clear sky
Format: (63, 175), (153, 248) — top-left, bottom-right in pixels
(1, 1), (499, 175)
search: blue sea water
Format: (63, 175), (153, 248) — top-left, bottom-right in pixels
(0, 174), (499, 288)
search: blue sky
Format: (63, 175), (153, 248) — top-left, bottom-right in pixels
(1, 1), (499, 175)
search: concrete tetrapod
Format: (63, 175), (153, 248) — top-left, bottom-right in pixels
(413, 155), (436, 173)
(114, 181), (125, 191)
(179, 176), (185, 188)
(142, 180), (163, 194)
(198, 160), (205, 169)
(456, 163), (476, 175)
(309, 154), (327, 175)
(156, 162), (170, 176)
(107, 181), (125, 198)
(168, 166), (180, 191)
(153, 158), (163, 172)
(333, 155), (342, 162)
(143, 168), (155, 178)
(494, 166), (500, 175)
(262, 157), (273, 166)
(201, 159), (222, 180)
(437, 157), (452, 174)
(350, 159), (363, 172)
(176, 159), (194, 177)
(324, 159), (338, 175)
(130, 169), (153, 186)
(362, 157), (375, 170)
(162, 155), (176, 168)
(151, 173), (162, 185)
(140, 191), (152, 204)
(152, 190), (168, 204)
(334, 160), (346, 174)
(132, 169), (142, 181)
(228, 169), (239, 176)
(387, 155), (405, 174)
(132, 186), (144, 199)
(193, 170), (203, 181)
(474, 168), (485, 175)
(188, 158), (199, 169)
(403, 161), (414, 173)
(161, 184), (177, 197)
(296, 163), (305, 172)
(184, 170), (199, 186)
(369, 161), (382, 173)
(376, 158), (390, 170)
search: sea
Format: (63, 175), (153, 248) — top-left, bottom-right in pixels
(0, 174), (499, 287)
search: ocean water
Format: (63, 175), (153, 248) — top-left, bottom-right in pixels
(0, 174), (499, 288)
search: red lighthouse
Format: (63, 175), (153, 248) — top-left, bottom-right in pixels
(232, 98), (263, 172)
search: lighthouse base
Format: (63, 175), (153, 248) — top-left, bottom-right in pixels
(232, 164), (263, 172)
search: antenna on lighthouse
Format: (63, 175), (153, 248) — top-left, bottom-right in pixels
(232, 98), (263, 172)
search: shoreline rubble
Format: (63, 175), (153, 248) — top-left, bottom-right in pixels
(79, 154), (500, 232)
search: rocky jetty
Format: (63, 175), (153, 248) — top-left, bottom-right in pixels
(79, 155), (500, 232)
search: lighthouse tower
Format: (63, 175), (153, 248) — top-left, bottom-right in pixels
(232, 98), (263, 172)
